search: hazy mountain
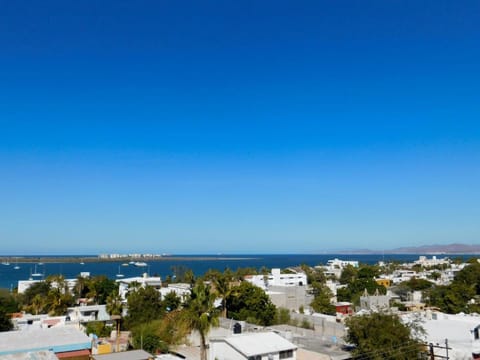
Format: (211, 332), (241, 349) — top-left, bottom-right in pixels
(336, 243), (480, 254)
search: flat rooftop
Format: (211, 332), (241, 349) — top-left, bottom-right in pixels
(0, 327), (91, 355)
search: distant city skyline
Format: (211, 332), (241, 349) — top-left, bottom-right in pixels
(1, 1), (479, 255)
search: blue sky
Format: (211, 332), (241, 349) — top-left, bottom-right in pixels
(0, 1), (479, 254)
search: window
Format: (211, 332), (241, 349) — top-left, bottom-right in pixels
(248, 356), (261, 360)
(279, 350), (293, 359)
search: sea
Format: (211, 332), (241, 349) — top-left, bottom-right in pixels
(0, 253), (473, 290)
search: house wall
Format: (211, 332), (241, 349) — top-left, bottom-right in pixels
(267, 286), (311, 311)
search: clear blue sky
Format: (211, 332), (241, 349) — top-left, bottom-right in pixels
(0, 1), (479, 254)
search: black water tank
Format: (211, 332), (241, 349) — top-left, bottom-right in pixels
(233, 322), (242, 334)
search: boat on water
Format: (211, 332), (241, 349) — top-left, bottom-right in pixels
(116, 265), (124, 278)
(1, 261), (10, 266)
(31, 264), (43, 277)
(134, 261), (148, 267)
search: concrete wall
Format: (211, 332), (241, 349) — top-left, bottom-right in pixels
(289, 313), (345, 339)
(267, 286), (313, 311)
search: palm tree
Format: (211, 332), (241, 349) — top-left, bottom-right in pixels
(106, 290), (123, 316)
(74, 275), (88, 299)
(31, 294), (45, 315)
(46, 275), (73, 315)
(213, 272), (232, 318)
(86, 282), (98, 304)
(107, 290), (124, 352)
(183, 280), (219, 360)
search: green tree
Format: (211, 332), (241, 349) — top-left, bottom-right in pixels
(21, 281), (51, 309)
(213, 271), (233, 317)
(0, 290), (16, 332)
(233, 267), (258, 280)
(337, 265), (386, 304)
(339, 265), (358, 284)
(0, 289), (19, 314)
(162, 291), (181, 312)
(156, 310), (190, 351)
(345, 312), (424, 360)
(125, 285), (163, 329)
(182, 281), (219, 360)
(85, 321), (111, 337)
(0, 309), (13, 332)
(73, 275), (90, 299)
(106, 290), (123, 316)
(454, 262), (480, 293)
(226, 282), (276, 326)
(132, 321), (164, 354)
(45, 275), (74, 315)
(427, 283), (475, 314)
(89, 276), (117, 305)
(426, 262), (480, 314)
(274, 307), (291, 325)
(30, 294), (46, 315)
(394, 278), (434, 301)
(171, 265), (195, 284)
(302, 265), (327, 284)
(310, 283), (336, 315)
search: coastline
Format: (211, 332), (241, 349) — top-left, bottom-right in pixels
(0, 255), (257, 264)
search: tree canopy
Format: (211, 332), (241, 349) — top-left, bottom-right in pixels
(426, 261), (480, 313)
(125, 285), (163, 328)
(226, 281), (276, 326)
(337, 264), (386, 304)
(345, 312), (424, 360)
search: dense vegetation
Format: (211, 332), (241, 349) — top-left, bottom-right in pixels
(345, 312), (424, 360)
(426, 261), (480, 313)
(337, 264), (387, 304)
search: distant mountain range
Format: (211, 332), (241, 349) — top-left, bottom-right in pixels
(337, 243), (480, 254)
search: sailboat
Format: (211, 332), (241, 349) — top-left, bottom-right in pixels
(116, 265), (124, 278)
(31, 264), (43, 277)
(14, 258), (20, 270)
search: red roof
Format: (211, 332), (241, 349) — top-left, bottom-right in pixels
(56, 349), (91, 359)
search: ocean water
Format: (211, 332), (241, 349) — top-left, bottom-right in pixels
(0, 254), (471, 290)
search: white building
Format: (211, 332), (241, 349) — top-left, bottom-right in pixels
(326, 259), (359, 268)
(209, 332), (297, 360)
(18, 273), (91, 294)
(391, 270), (418, 284)
(414, 256), (450, 267)
(159, 283), (191, 302)
(67, 304), (110, 323)
(13, 314), (68, 331)
(319, 259), (359, 279)
(116, 273), (162, 300)
(244, 269), (307, 290)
